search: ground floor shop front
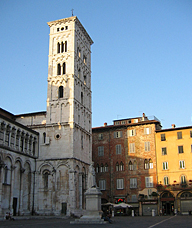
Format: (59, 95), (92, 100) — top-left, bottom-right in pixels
(101, 189), (192, 216)
(158, 190), (192, 216)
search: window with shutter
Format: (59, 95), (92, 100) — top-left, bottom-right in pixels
(145, 176), (153, 187)
(116, 144), (122, 154)
(145, 142), (150, 152)
(130, 178), (137, 188)
(177, 132), (182, 139)
(181, 175), (186, 184)
(179, 160), (185, 169)
(99, 180), (106, 190)
(114, 131), (122, 138)
(98, 146), (104, 156)
(161, 134), (166, 141)
(144, 127), (151, 135)
(162, 147), (167, 155)
(117, 178), (124, 189)
(178, 145), (184, 154)
(128, 129), (136, 137)
(129, 143), (135, 153)
(164, 176), (169, 185)
(163, 161), (168, 170)
(98, 133), (103, 140)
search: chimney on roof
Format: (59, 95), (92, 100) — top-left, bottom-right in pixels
(104, 122), (107, 127)
(172, 124), (176, 128)
(142, 113), (146, 121)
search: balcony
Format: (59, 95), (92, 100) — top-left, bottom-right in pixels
(157, 183), (192, 191)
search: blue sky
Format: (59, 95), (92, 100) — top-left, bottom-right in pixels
(0, 0), (192, 129)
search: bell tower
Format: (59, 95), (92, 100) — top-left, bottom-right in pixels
(46, 16), (93, 163)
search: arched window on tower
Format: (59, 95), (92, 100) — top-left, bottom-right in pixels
(43, 171), (49, 189)
(104, 163), (108, 172)
(84, 75), (87, 85)
(77, 47), (81, 58)
(149, 159), (153, 169)
(57, 63), (61, 75)
(57, 42), (60, 53)
(43, 132), (46, 144)
(100, 163), (104, 172)
(32, 140), (36, 156)
(144, 159), (149, 170)
(65, 41), (67, 52)
(129, 161), (133, 171)
(120, 162), (124, 171)
(83, 55), (87, 65)
(43, 170), (50, 190)
(96, 164), (99, 173)
(58, 86), (64, 98)
(4, 166), (8, 184)
(116, 162), (119, 172)
(78, 68), (81, 78)
(81, 92), (83, 104)
(63, 62), (66, 74)
(61, 42), (64, 53)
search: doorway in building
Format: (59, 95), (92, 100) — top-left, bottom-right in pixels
(161, 191), (174, 215)
(61, 202), (67, 215)
(162, 201), (174, 215)
(13, 197), (17, 216)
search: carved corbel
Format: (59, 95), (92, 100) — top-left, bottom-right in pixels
(52, 167), (56, 176)
(20, 168), (25, 173)
(0, 160), (5, 169)
(11, 165), (16, 171)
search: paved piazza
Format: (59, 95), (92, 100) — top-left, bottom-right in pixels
(0, 216), (192, 228)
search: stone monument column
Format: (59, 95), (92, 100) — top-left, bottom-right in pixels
(70, 163), (106, 224)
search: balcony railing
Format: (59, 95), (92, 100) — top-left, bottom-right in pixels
(157, 183), (192, 191)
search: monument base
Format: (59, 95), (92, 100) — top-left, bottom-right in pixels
(70, 212), (107, 224)
(70, 186), (107, 224)
(70, 217), (107, 224)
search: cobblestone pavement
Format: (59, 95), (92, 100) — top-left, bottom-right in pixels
(0, 215), (192, 228)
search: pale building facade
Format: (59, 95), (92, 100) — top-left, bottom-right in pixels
(0, 16), (93, 216)
(0, 108), (39, 216)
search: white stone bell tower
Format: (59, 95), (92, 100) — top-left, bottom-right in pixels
(46, 16), (93, 164)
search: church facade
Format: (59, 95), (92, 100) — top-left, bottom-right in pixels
(0, 16), (93, 216)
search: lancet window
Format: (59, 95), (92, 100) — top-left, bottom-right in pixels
(57, 63), (66, 75)
(57, 41), (67, 53)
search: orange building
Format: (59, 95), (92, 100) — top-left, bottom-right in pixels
(156, 125), (192, 215)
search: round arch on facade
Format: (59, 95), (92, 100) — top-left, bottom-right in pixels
(38, 162), (54, 174)
(15, 157), (24, 168)
(56, 161), (70, 170)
